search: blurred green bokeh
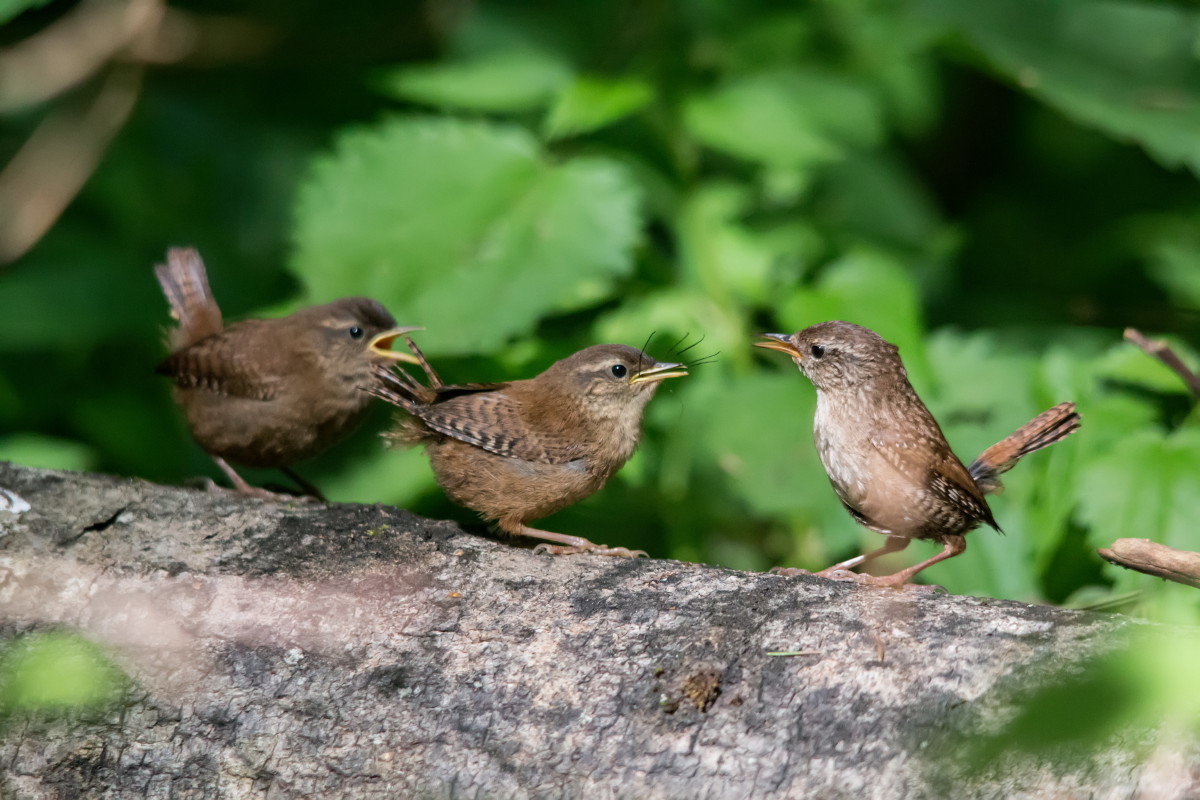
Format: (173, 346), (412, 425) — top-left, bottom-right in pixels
(0, 632), (125, 720)
(2, 0), (1200, 616)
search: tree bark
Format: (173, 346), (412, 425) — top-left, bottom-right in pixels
(0, 462), (1194, 799)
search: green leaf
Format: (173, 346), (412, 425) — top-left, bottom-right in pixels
(1077, 427), (1200, 591)
(1131, 212), (1200, 312)
(292, 116), (642, 356)
(378, 49), (571, 113)
(1095, 335), (1200, 396)
(544, 76), (653, 140)
(684, 70), (885, 167)
(676, 183), (822, 310)
(319, 448), (435, 507)
(776, 248), (928, 385)
(0, 433), (94, 471)
(919, 0), (1200, 174)
(0, 0), (52, 25)
(0, 632), (124, 715)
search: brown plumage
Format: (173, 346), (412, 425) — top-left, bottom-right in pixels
(155, 247), (418, 500)
(370, 342), (687, 557)
(757, 321), (1081, 589)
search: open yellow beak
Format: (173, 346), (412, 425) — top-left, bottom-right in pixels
(754, 333), (801, 357)
(629, 361), (689, 385)
(368, 327), (423, 364)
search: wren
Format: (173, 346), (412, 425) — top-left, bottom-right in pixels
(155, 247), (419, 500)
(757, 321), (1080, 589)
(370, 342), (687, 557)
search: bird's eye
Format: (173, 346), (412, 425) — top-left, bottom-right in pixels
(810, 344), (825, 359)
(610, 364), (628, 378)
(349, 326), (364, 339)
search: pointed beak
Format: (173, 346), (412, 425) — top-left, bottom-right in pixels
(368, 327), (423, 364)
(754, 333), (801, 357)
(629, 360), (689, 385)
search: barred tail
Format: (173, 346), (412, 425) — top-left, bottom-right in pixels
(367, 363), (430, 413)
(969, 402), (1081, 494)
(155, 247), (223, 348)
(401, 331), (443, 388)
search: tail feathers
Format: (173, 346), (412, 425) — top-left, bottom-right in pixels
(970, 402), (1081, 494)
(155, 247), (223, 348)
(367, 363), (429, 413)
(401, 331), (443, 388)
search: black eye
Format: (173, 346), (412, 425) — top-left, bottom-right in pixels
(349, 326), (364, 339)
(610, 364), (627, 378)
(810, 344), (825, 359)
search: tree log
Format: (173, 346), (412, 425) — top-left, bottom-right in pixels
(0, 462), (1195, 799)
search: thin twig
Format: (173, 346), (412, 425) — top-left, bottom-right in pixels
(1124, 328), (1200, 399)
(0, 67), (143, 265)
(1098, 538), (1200, 590)
(0, 0), (164, 112)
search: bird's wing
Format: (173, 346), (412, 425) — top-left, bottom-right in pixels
(155, 322), (286, 401)
(867, 422), (996, 531)
(417, 389), (585, 464)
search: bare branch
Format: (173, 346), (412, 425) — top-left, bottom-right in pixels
(0, 67), (142, 265)
(1098, 538), (1200, 590)
(1124, 327), (1200, 399)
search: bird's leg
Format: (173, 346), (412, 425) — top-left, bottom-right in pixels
(772, 536), (910, 578)
(281, 466), (327, 502)
(850, 537), (966, 591)
(208, 456), (300, 503)
(512, 525), (648, 559)
(817, 536), (910, 577)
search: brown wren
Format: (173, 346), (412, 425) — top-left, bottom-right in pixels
(757, 321), (1080, 589)
(155, 247), (419, 500)
(369, 342), (687, 557)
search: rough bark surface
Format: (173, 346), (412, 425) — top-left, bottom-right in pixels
(0, 462), (1194, 799)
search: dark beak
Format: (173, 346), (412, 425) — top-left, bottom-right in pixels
(754, 333), (801, 357)
(368, 326), (424, 364)
(629, 361), (688, 385)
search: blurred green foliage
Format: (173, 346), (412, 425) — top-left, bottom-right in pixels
(3, 0), (1200, 620)
(0, 631), (125, 721)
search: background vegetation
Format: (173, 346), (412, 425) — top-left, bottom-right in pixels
(4, 0), (1200, 605)
(3, 0), (1200, 768)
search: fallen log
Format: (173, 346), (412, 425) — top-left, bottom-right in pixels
(0, 462), (1194, 799)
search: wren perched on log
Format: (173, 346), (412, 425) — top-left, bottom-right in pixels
(370, 342), (687, 557)
(756, 321), (1080, 589)
(155, 247), (419, 500)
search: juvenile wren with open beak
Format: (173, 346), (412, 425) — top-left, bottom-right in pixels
(155, 247), (419, 500)
(757, 321), (1080, 589)
(370, 342), (687, 557)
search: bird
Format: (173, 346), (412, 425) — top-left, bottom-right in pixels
(756, 321), (1081, 589)
(155, 246), (420, 500)
(369, 341), (688, 557)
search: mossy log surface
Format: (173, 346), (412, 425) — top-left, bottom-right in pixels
(0, 463), (1194, 799)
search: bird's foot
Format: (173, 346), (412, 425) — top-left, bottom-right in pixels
(818, 569), (946, 594)
(769, 566), (814, 577)
(532, 543), (648, 558)
(201, 479), (310, 504)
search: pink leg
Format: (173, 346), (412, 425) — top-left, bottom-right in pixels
(209, 456), (301, 503)
(850, 537), (966, 590)
(772, 537), (909, 578)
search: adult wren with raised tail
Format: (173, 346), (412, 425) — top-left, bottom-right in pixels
(756, 321), (1080, 589)
(370, 341), (687, 557)
(155, 246), (419, 500)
